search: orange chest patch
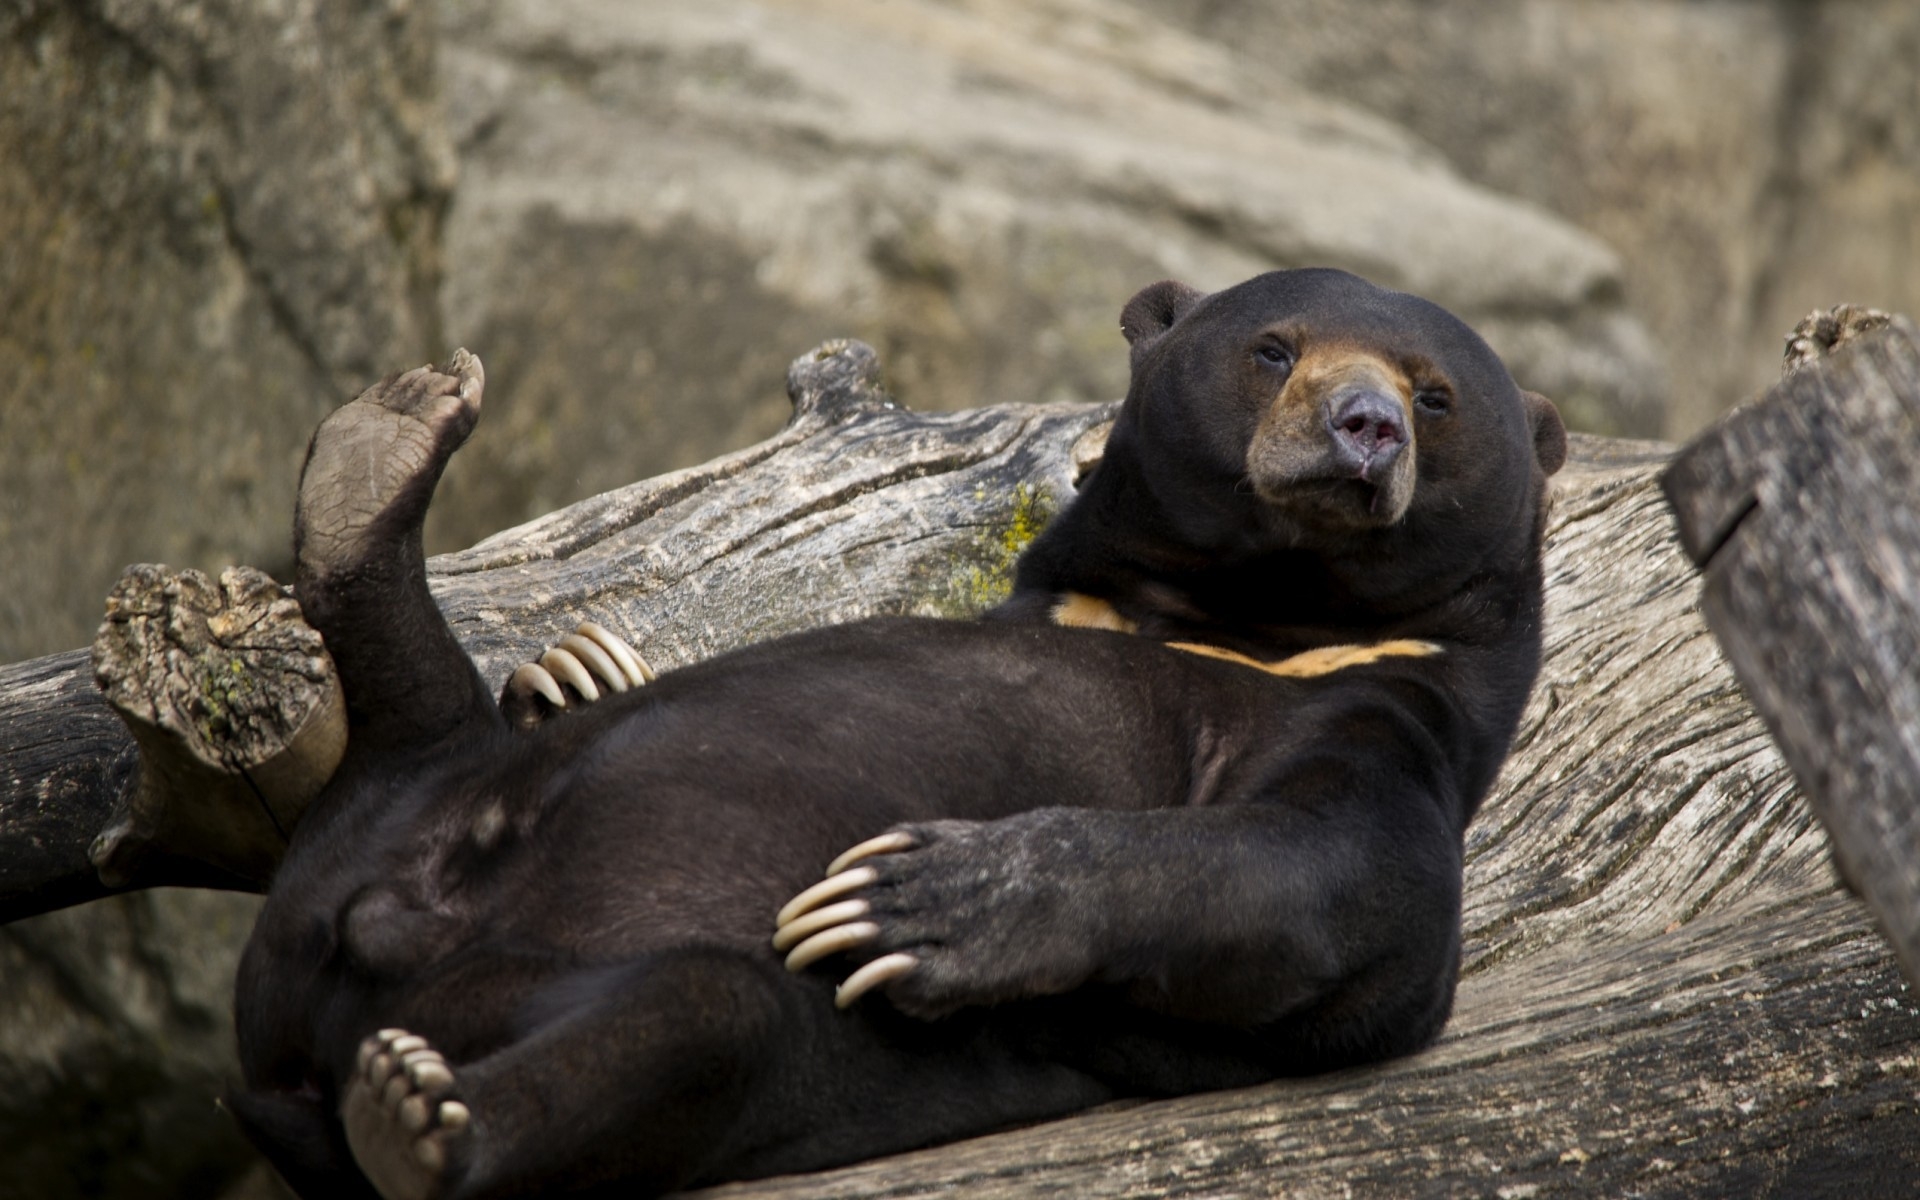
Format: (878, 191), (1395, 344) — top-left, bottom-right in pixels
(1050, 592), (1441, 679)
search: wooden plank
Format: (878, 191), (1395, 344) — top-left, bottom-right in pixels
(1665, 317), (1920, 991)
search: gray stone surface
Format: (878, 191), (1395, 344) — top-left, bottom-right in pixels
(0, 889), (265, 1200)
(422, 0), (1662, 551)
(1130, 0), (1920, 438)
(0, 0), (451, 665)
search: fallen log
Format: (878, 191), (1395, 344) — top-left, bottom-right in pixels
(0, 337), (1915, 1195)
(1666, 310), (1920, 995)
(692, 431), (1920, 1197)
(0, 341), (1106, 920)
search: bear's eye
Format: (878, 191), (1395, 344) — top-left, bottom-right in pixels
(1414, 389), (1452, 415)
(1253, 343), (1293, 371)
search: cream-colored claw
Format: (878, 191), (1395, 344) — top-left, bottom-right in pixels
(836, 953), (919, 1008)
(783, 921), (880, 972)
(771, 898), (870, 952)
(775, 866), (877, 928)
(510, 662), (567, 709)
(558, 633), (627, 694)
(540, 647), (599, 702)
(827, 831), (916, 876)
(578, 621), (654, 685)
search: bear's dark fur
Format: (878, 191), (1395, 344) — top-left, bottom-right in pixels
(230, 268), (1565, 1199)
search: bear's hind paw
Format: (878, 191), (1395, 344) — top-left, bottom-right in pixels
(342, 1029), (471, 1200)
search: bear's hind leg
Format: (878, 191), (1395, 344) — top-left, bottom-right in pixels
(294, 353), (501, 757)
(343, 950), (788, 1200)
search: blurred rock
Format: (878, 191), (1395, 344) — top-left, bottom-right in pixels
(1129, 0), (1920, 438)
(0, 889), (265, 1200)
(0, 0), (452, 664)
(420, 0), (1664, 552)
(9, 0), (1920, 660)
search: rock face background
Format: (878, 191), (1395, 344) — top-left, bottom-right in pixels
(9, 0), (1918, 668)
(1, 2), (1918, 1198)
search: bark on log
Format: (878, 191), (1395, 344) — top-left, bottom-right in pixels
(0, 341), (1106, 921)
(1665, 313), (1920, 993)
(688, 434), (1920, 1199)
(0, 339), (1916, 1195)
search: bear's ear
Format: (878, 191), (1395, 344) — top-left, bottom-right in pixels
(1521, 390), (1567, 476)
(1120, 280), (1205, 370)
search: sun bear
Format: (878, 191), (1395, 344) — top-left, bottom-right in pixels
(229, 268), (1566, 1199)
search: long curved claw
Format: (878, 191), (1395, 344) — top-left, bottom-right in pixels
(558, 632), (628, 694)
(775, 866), (878, 928)
(835, 953), (919, 1008)
(539, 646), (599, 702)
(826, 831), (916, 876)
(771, 898), (871, 952)
(578, 621), (654, 685)
(783, 921), (880, 973)
(508, 663), (567, 710)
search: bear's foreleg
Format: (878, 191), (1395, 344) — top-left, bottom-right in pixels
(776, 798), (1462, 1071)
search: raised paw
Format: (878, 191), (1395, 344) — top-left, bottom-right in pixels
(771, 816), (1104, 1018)
(342, 1028), (472, 1200)
(296, 352), (485, 586)
(500, 621), (655, 730)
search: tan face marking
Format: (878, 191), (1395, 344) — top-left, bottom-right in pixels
(1051, 592), (1139, 634)
(1247, 338), (1423, 524)
(1275, 342), (1415, 423)
(1165, 639), (1441, 678)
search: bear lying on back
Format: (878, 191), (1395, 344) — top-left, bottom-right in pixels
(229, 268), (1566, 1200)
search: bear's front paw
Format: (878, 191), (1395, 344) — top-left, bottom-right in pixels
(499, 622), (654, 730)
(772, 815), (1103, 1018)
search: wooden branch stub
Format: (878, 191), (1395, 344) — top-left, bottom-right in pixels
(785, 338), (900, 424)
(1665, 314), (1920, 990)
(88, 564), (344, 890)
(1782, 304), (1893, 379)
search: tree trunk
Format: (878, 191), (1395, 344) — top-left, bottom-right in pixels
(1, 338), (1916, 1195)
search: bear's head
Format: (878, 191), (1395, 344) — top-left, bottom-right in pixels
(1104, 268), (1566, 612)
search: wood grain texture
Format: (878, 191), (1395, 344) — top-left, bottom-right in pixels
(89, 563), (344, 890)
(690, 435), (1920, 1199)
(0, 342), (1913, 1195)
(0, 650), (139, 918)
(0, 342), (1105, 920)
(1666, 318), (1920, 993)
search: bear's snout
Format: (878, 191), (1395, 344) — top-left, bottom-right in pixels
(1326, 389), (1408, 482)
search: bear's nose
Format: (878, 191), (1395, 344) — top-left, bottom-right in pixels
(1326, 390), (1408, 480)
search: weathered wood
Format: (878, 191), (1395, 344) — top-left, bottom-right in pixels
(0, 341), (1105, 921)
(0, 650), (140, 918)
(683, 435), (1920, 1199)
(1665, 314), (1920, 994)
(0, 339), (1915, 1194)
(89, 563), (344, 890)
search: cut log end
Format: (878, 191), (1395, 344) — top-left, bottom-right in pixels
(88, 564), (345, 889)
